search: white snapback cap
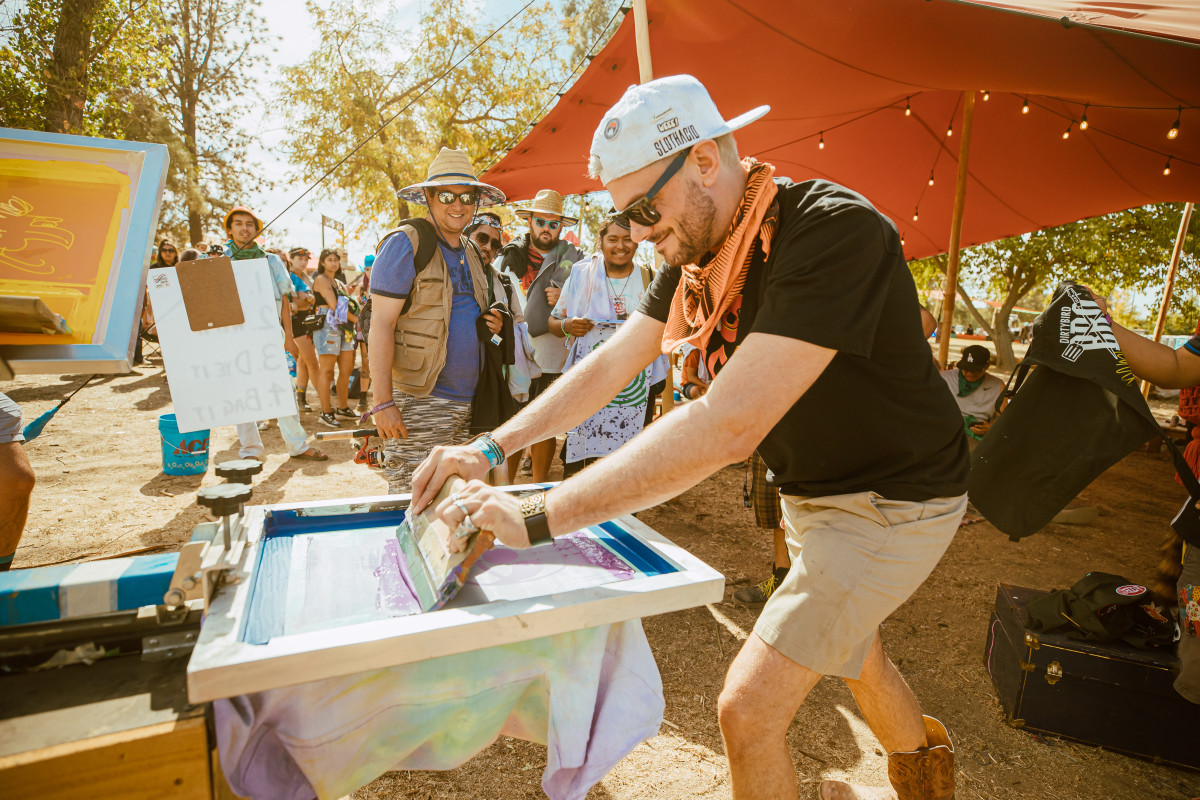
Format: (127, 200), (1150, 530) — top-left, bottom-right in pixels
(589, 74), (769, 185)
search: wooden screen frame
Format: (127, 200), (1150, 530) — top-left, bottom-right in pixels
(0, 128), (168, 375)
(187, 492), (724, 703)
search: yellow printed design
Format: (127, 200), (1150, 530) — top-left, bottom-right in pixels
(0, 159), (130, 346)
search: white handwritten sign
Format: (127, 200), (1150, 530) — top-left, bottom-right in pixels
(148, 259), (297, 431)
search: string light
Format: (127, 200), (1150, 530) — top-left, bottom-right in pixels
(912, 208), (919, 221)
(1079, 104), (1089, 130)
(982, 90), (990, 101)
(905, 97), (911, 117)
(1164, 157), (1172, 176)
(818, 132), (825, 150)
(928, 172), (935, 186)
(900, 234), (905, 246)
(946, 121), (953, 137)
(1169, 107), (1181, 139)
(1062, 122), (1073, 140)
(1022, 97), (1029, 114)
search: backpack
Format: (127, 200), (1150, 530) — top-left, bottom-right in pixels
(361, 218), (486, 338)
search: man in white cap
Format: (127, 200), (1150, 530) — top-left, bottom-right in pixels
(408, 76), (969, 799)
(495, 189), (584, 481)
(366, 148), (512, 494)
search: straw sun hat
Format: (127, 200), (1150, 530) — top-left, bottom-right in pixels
(514, 189), (579, 226)
(397, 147), (506, 207)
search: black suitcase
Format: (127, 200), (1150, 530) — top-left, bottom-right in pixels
(984, 582), (1200, 769)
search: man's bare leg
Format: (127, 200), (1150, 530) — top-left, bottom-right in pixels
(0, 442), (35, 569)
(530, 438), (556, 483)
(718, 633), (823, 800)
(820, 631), (929, 800)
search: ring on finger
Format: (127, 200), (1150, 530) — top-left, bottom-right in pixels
(454, 515), (480, 539)
(451, 498), (471, 519)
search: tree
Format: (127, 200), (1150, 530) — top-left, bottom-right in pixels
(157, 0), (272, 244)
(911, 203), (1200, 370)
(276, 0), (610, 240)
(0, 0), (168, 135)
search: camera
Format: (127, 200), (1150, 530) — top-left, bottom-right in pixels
(207, 243), (225, 256)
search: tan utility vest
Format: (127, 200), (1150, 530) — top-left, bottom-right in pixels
(376, 225), (491, 398)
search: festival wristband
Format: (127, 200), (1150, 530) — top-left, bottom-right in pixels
(362, 400), (396, 425)
(519, 492), (552, 546)
(470, 432), (506, 468)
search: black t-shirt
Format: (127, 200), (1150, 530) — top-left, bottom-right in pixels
(638, 178), (969, 501)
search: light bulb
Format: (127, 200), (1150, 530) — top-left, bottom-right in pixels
(1022, 97), (1029, 114)
(905, 98), (911, 117)
(982, 90), (990, 101)
(1063, 122), (1073, 140)
(928, 173), (935, 186)
(900, 234), (906, 246)
(947, 122), (953, 137)
(1169, 107), (1181, 140)
(818, 132), (825, 150)
(912, 209), (919, 221)
(1164, 158), (1173, 176)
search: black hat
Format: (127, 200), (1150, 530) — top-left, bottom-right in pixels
(960, 345), (991, 371)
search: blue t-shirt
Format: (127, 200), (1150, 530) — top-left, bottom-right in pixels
(371, 232), (481, 402)
(288, 272), (310, 295)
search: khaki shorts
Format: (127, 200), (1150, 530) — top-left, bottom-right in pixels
(754, 490), (967, 679)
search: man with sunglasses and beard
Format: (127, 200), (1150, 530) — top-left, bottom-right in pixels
(410, 77), (969, 800)
(496, 190), (584, 482)
(367, 148), (510, 494)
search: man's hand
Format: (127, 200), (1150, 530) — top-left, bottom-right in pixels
(1084, 286), (1109, 315)
(544, 285), (561, 306)
(433, 480), (531, 550)
(410, 445), (494, 513)
(373, 405), (408, 440)
(970, 419), (993, 436)
(563, 317), (594, 337)
(483, 309), (503, 335)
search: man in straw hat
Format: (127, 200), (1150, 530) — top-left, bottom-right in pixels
(496, 189), (584, 482)
(366, 148), (513, 494)
(409, 76), (969, 800)
(221, 205), (327, 462)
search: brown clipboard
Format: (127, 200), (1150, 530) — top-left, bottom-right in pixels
(175, 257), (245, 331)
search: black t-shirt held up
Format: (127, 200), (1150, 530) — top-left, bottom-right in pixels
(638, 178), (969, 501)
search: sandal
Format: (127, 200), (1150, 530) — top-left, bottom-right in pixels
(291, 447), (328, 461)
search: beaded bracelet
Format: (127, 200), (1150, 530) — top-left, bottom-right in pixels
(469, 432), (506, 468)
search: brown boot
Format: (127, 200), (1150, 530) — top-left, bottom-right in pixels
(819, 716), (955, 800)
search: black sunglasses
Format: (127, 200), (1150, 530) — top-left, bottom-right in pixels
(615, 147), (691, 227)
(433, 190), (480, 206)
(472, 231), (501, 250)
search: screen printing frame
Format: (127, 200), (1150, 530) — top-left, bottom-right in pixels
(0, 127), (168, 375)
(188, 491), (724, 703)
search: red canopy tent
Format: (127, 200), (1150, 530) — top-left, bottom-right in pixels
(482, 0), (1200, 263)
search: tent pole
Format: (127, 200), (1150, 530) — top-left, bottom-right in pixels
(1141, 201), (1195, 399)
(633, 0), (654, 84)
(936, 91), (976, 370)
(633, 0), (675, 416)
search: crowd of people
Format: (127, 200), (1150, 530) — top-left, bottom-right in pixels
(5, 71), (1200, 800)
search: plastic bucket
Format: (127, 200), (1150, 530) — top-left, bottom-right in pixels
(158, 413), (210, 476)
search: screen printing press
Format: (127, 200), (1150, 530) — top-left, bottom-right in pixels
(0, 483), (724, 800)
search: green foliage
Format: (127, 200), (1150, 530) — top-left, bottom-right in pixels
(911, 203), (1200, 367)
(0, 0), (169, 136)
(155, 0), (273, 244)
(275, 0), (613, 240)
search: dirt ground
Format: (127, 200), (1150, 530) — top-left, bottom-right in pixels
(6, 342), (1200, 800)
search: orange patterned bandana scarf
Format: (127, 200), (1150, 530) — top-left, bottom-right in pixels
(661, 158), (778, 355)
